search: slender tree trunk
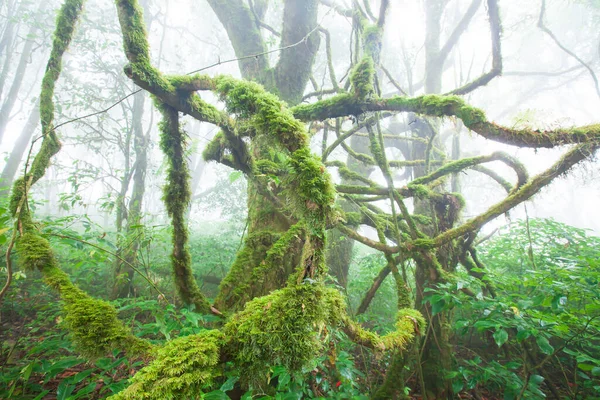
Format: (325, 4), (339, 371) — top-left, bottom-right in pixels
(0, 1), (46, 145)
(0, 0), (21, 98)
(112, 90), (147, 298)
(327, 135), (374, 288)
(0, 101), (39, 193)
(414, 1), (459, 398)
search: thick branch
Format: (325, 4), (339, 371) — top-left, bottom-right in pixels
(205, 0), (269, 81)
(291, 93), (600, 148)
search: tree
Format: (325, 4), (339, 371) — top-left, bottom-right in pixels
(3, 0), (600, 398)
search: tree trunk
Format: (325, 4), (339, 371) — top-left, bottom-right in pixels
(327, 134), (374, 288)
(0, 1), (46, 145)
(207, 0), (321, 312)
(0, 102), (39, 193)
(112, 90), (147, 298)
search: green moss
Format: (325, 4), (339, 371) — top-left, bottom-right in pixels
(16, 233), (55, 271)
(292, 93), (359, 121)
(215, 231), (279, 311)
(109, 330), (224, 400)
(342, 317), (385, 351)
(253, 159), (281, 175)
(382, 308), (426, 348)
(213, 75), (308, 152)
(42, 264), (151, 358)
(202, 131), (226, 162)
(362, 25), (382, 62)
(224, 284), (344, 388)
(409, 238), (436, 250)
(157, 102), (210, 313)
(285, 147), (336, 228)
(116, 0), (173, 95)
(350, 56), (375, 99)
(406, 183), (433, 199)
(343, 212), (362, 226)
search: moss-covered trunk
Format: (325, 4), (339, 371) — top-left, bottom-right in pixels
(208, 0), (321, 312)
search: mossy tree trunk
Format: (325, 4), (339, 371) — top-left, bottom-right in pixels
(111, 0), (151, 299)
(413, 0), (482, 397)
(112, 89), (148, 298)
(207, 0), (321, 312)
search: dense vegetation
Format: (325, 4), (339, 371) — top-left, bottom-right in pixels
(1, 0), (599, 399)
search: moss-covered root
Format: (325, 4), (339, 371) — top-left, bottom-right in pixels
(17, 233), (151, 358)
(223, 284), (345, 389)
(157, 102), (211, 314)
(108, 330), (225, 400)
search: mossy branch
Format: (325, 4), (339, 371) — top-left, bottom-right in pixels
(411, 151), (528, 189)
(291, 94), (600, 148)
(416, 143), (598, 249)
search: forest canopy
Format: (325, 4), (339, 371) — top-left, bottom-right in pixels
(1, 0), (600, 399)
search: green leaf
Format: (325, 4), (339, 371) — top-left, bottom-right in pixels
(578, 363), (595, 371)
(536, 336), (554, 355)
(452, 380), (464, 393)
(220, 376), (238, 392)
(431, 299), (446, 316)
(516, 329), (530, 342)
(493, 329), (509, 347)
(229, 171), (243, 183)
(277, 372), (291, 390)
(592, 367), (600, 376)
(203, 390), (229, 400)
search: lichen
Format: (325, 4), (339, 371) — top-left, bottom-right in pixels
(109, 330), (225, 400)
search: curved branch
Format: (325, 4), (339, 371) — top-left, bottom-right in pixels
(419, 143), (598, 249)
(411, 151), (528, 189)
(335, 224), (399, 254)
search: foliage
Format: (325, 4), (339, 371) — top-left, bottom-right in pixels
(436, 219), (600, 399)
